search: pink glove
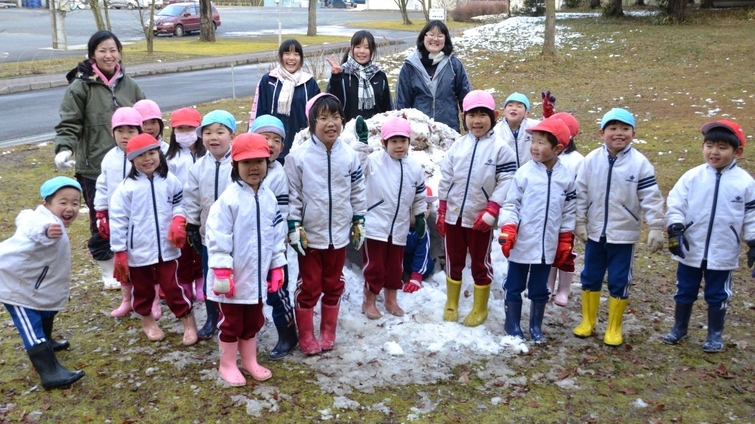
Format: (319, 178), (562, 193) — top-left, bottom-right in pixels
(267, 267), (284, 293)
(436, 200), (447, 238)
(541, 90), (556, 118)
(403, 271), (423, 294)
(96, 210), (109, 240)
(213, 268), (235, 297)
(168, 216), (187, 248)
(472, 201), (501, 232)
(113, 251), (130, 284)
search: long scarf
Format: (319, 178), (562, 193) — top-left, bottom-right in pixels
(340, 53), (380, 110)
(91, 62), (122, 87)
(275, 65), (302, 116)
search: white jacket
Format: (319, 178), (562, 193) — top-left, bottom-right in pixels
(94, 142), (169, 212)
(666, 161), (755, 270)
(353, 144), (427, 246)
(109, 172), (185, 267)
(183, 149), (233, 242)
(167, 145), (197, 183)
(438, 130), (517, 228)
(0, 206), (71, 311)
(493, 117), (540, 168)
(205, 182), (287, 305)
(500, 160), (577, 264)
(262, 161), (289, 220)
(559, 150), (584, 179)
(576, 144), (665, 244)
(284, 136), (367, 250)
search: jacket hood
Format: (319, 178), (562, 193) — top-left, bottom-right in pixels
(66, 60), (125, 84)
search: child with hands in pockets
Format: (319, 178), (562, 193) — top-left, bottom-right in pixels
(284, 93), (366, 355)
(109, 133), (198, 345)
(663, 120), (755, 353)
(498, 118), (576, 344)
(0, 177), (86, 391)
(351, 116), (426, 319)
(183, 110), (236, 340)
(437, 90), (517, 327)
(205, 133), (287, 386)
(573, 108), (665, 346)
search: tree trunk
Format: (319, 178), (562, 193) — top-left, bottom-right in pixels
(394, 0), (413, 24)
(307, 0), (316, 36)
(542, 0), (556, 56)
(199, 0), (215, 41)
(88, 0), (105, 30)
(603, 0), (623, 17)
(666, 0), (686, 21)
(589, 0), (600, 8)
(145, 1), (155, 54)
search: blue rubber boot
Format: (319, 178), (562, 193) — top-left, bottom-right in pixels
(529, 301), (547, 344)
(504, 301), (524, 339)
(702, 307), (726, 353)
(663, 302), (693, 345)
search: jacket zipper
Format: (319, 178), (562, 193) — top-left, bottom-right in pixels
(622, 205), (640, 221)
(601, 156), (617, 238)
(459, 137), (480, 220)
(389, 158), (404, 236)
(367, 199), (385, 212)
(149, 178), (163, 262)
(122, 153), (127, 179)
(214, 161), (221, 200)
(703, 172), (722, 261)
(327, 150), (333, 245)
(542, 170), (552, 264)
(256, 194), (262, 297)
(34, 266), (49, 290)
(730, 225), (740, 244)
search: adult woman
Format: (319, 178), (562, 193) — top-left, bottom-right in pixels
(54, 30), (145, 283)
(394, 20), (471, 133)
(249, 39), (320, 161)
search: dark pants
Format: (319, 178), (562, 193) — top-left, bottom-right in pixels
(130, 259), (192, 318)
(504, 262), (551, 303)
(362, 237), (405, 294)
(580, 238), (634, 299)
(444, 218), (494, 285)
(217, 302), (265, 343)
(294, 246), (346, 309)
(77, 174), (114, 261)
(266, 263), (294, 328)
(674, 262), (732, 310)
(4, 304), (57, 350)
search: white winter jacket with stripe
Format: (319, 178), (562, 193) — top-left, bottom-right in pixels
(94, 142), (169, 212)
(438, 130), (517, 228)
(205, 182), (287, 305)
(284, 136), (367, 250)
(500, 159), (577, 264)
(262, 161), (289, 220)
(183, 149), (233, 242)
(109, 172), (184, 267)
(167, 145), (197, 183)
(493, 117), (540, 168)
(666, 161), (755, 270)
(576, 144), (665, 244)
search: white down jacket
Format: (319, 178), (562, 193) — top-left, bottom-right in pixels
(666, 161), (755, 270)
(183, 150), (233, 242)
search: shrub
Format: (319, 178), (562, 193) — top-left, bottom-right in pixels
(564, 0), (582, 8)
(450, 0), (509, 22)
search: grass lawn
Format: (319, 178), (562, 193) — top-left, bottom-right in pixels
(2, 8), (755, 422)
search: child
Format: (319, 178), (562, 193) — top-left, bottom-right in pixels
(437, 90), (517, 327)
(249, 39), (321, 162)
(663, 120), (755, 352)
(352, 116), (426, 318)
(109, 133), (198, 345)
(573, 108), (665, 346)
(184, 109), (236, 340)
(0, 176), (86, 390)
(493, 92), (541, 168)
(402, 187), (439, 293)
(205, 133), (287, 386)
(250, 114), (298, 360)
(166, 107), (206, 304)
(134, 99), (164, 142)
(326, 30), (392, 121)
(284, 93), (366, 355)
(497, 118), (576, 343)
(546, 112), (583, 307)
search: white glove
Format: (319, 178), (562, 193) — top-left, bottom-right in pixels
(575, 223), (588, 243)
(54, 150), (75, 171)
(647, 229), (664, 253)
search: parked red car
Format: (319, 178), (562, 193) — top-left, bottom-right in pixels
(150, 2), (220, 37)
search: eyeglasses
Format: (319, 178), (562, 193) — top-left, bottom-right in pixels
(424, 33), (446, 40)
(316, 115), (342, 124)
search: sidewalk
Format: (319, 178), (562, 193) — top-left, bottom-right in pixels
(0, 39), (405, 95)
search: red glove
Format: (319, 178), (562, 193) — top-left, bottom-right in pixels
(403, 271), (423, 293)
(436, 200), (447, 238)
(498, 224), (518, 258)
(96, 210), (109, 240)
(213, 268), (235, 297)
(541, 90), (556, 118)
(267, 267), (284, 293)
(472, 201), (501, 232)
(113, 251), (129, 284)
(168, 216), (187, 248)
(553, 232), (574, 268)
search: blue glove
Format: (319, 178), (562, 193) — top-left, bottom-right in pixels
(667, 223), (688, 259)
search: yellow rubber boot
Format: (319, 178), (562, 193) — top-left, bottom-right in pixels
(573, 291), (601, 338)
(443, 277), (462, 322)
(603, 296), (628, 346)
(463, 284), (491, 327)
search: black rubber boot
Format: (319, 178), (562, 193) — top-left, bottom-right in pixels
(702, 307), (726, 353)
(529, 301), (547, 344)
(27, 342), (84, 390)
(197, 300), (218, 340)
(662, 302), (693, 345)
(269, 321), (299, 360)
(504, 301), (524, 339)
(42, 317), (70, 352)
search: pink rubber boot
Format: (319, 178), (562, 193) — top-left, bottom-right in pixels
(547, 267), (557, 299)
(140, 314), (165, 341)
(111, 284), (133, 317)
(319, 304), (340, 351)
(239, 337), (272, 381)
(151, 284), (162, 321)
(194, 278), (205, 303)
(218, 341), (246, 386)
(294, 307), (321, 355)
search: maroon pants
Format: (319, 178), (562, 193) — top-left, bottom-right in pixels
(176, 243), (203, 284)
(444, 218), (494, 286)
(217, 302), (265, 343)
(295, 246), (346, 309)
(362, 237), (405, 294)
(130, 259), (192, 318)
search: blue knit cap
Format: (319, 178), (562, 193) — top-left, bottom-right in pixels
(196, 110), (237, 137)
(600, 108), (635, 130)
(40, 176), (81, 199)
(250, 114), (286, 140)
(504, 92), (531, 111)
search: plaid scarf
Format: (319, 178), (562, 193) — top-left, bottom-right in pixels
(274, 65), (302, 116)
(340, 54), (380, 110)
